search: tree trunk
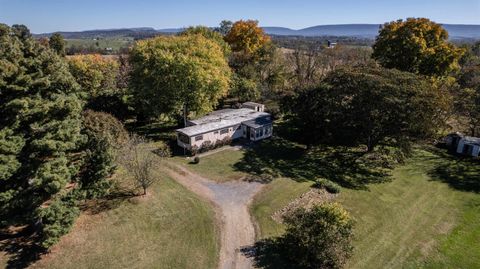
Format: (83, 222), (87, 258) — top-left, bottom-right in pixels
(143, 186), (147, 196)
(366, 136), (375, 152)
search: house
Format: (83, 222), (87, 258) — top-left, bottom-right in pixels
(176, 103), (273, 152)
(327, 40), (337, 48)
(444, 132), (480, 157)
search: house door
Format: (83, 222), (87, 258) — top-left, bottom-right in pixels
(246, 127), (251, 140)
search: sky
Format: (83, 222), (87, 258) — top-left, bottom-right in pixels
(1, 0), (479, 33)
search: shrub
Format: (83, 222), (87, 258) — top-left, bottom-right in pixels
(190, 145), (199, 156)
(313, 178), (341, 193)
(281, 203), (354, 269)
(193, 156), (200, 164)
(153, 141), (172, 158)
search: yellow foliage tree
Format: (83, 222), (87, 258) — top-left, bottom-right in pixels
(372, 18), (464, 77)
(129, 34), (231, 118)
(224, 20), (271, 56)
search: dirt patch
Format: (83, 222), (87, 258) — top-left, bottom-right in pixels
(272, 188), (337, 223)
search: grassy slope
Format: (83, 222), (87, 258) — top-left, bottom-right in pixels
(31, 175), (219, 269)
(251, 178), (311, 239)
(250, 149), (480, 268)
(172, 149), (247, 182)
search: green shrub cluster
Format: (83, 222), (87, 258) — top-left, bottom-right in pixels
(313, 178), (341, 193)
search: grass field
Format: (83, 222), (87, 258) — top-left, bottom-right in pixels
(172, 149), (247, 182)
(29, 172), (219, 269)
(249, 148), (480, 268)
(66, 38), (133, 51)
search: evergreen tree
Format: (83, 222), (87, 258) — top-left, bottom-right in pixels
(0, 24), (84, 245)
(49, 32), (66, 56)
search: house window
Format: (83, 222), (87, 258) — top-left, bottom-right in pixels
(178, 133), (190, 144)
(259, 129), (263, 137)
(220, 128), (229, 135)
(195, 135), (203, 141)
(214, 131), (219, 134)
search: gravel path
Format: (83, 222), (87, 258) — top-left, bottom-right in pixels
(165, 163), (263, 269)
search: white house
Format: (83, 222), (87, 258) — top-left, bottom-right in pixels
(176, 103), (273, 152)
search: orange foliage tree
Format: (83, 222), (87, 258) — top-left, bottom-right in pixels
(224, 20), (271, 57)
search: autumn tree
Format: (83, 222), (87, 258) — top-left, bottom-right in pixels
(223, 20), (287, 103)
(129, 35), (231, 120)
(49, 32), (66, 56)
(291, 65), (449, 151)
(372, 18), (464, 77)
(225, 20), (270, 56)
(179, 25), (230, 56)
(68, 54), (129, 119)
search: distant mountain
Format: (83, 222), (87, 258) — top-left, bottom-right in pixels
(35, 24), (480, 40)
(35, 27), (159, 39)
(263, 24), (480, 39)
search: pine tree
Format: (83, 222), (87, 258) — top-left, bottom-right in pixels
(0, 24), (84, 234)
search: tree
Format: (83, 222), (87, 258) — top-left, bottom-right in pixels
(80, 110), (129, 197)
(49, 32), (66, 56)
(218, 20), (233, 36)
(291, 65), (449, 151)
(225, 20), (271, 56)
(281, 203), (354, 269)
(129, 35), (231, 119)
(0, 24), (84, 245)
(179, 25), (230, 56)
(118, 135), (156, 195)
(455, 64), (480, 136)
(372, 18), (464, 77)
(68, 54), (129, 120)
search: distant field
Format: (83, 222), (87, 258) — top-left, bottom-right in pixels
(250, 148), (480, 269)
(30, 164), (219, 269)
(66, 38), (133, 51)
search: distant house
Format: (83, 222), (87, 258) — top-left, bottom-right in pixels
(327, 40), (337, 48)
(445, 132), (480, 157)
(176, 102), (273, 153)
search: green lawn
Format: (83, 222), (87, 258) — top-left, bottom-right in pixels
(31, 174), (219, 269)
(251, 178), (312, 239)
(172, 149), (247, 182)
(250, 148), (480, 269)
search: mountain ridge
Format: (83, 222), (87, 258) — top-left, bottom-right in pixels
(34, 23), (480, 39)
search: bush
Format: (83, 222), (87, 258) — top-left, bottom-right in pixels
(153, 141), (172, 158)
(313, 178), (341, 193)
(192, 156), (200, 164)
(281, 203), (354, 269)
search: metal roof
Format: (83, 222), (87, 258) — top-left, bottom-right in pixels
(177, 108), (271, 136)
(242, 117), (272, 129)
(242, 102), (264, 107)
(463, 136), (480, 146)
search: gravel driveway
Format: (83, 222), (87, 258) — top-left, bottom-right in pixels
(165, 163), (263, 269)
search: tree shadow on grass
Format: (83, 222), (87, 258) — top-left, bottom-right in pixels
(242, 238), (304, 269)
(0, 185), (138, 268)
(0, 227), (46, 269)
(234, 137), (394, 189)
(427, 147), (480, 193)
